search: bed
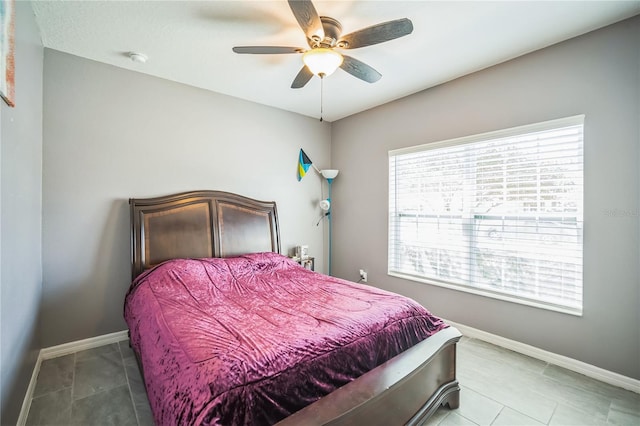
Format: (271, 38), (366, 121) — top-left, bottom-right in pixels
(125, 190), (461, 425)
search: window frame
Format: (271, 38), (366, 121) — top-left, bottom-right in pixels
(388, 115), (585, 316)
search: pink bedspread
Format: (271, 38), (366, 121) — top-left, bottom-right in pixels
(124, 252), (447, 425)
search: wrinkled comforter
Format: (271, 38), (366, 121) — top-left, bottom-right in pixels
(124, 252), (447, 425)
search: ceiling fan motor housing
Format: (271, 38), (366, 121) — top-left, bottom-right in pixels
(313, 16), (343, 48)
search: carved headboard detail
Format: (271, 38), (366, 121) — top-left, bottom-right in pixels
(129, 191), (280, 279)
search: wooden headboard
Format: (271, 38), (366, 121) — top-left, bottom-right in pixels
(129, 191), (280, 279)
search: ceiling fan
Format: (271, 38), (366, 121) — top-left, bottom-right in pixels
(232, 0), (413, 89)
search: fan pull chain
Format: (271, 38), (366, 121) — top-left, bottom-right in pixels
(319, 74), (324, 122)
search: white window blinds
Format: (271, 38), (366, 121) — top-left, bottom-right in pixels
(389, 116), (584, 315)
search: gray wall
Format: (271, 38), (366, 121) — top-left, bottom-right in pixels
(331, 16), (640, 379)
(0, 2), (43, 423)
(41, 50), (331, 347)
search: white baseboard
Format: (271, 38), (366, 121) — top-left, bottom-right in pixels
(17, 330), (129, 426)
(16, 354), (42, 426)
(447, 320), (640, 394)
(39, 330), (129, 360)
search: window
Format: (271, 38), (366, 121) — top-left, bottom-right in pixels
(388, 116), (584, 315)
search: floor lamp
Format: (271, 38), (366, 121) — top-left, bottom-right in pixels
(320, 169), (339, 275)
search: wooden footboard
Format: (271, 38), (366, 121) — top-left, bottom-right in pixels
(131, 326), (460, 426)
(276, 326), (461, 426)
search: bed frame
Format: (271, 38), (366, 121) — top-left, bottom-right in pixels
(129, 190), (461, 425)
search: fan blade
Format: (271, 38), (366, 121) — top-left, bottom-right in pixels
(232, 46), (304, 54)
(291, 66), (314, 89)
(340, 55), (381, 83)
(288, 0), (324, 41)
(339, 18), (413, 49)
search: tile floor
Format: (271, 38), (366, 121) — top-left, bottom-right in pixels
(25, 341), (151, 426)
(25, 337), (640, 425)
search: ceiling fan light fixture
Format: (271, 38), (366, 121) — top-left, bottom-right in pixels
(303, 48), (343, 77)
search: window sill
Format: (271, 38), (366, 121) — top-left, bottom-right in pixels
(388, 271), (583, 317)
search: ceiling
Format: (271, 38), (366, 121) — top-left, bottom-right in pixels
(32, 1), (640, 122)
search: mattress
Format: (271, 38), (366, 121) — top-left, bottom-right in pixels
(124, 252), (447, 425)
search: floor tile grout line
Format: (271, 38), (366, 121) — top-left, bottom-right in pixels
(70, 352), (76, 418)
(458, 385), (534, 426)
(540, 360), (561, 426)
(457, 365), (578, 425)
(541, 361), (629, 396)
(604, 399), (613, 424)
(69, 383), (132, 404)
(537, 373), (614, 425)
(459, 384), (509, 417)
(458, 385), (505, 426)
(458, 411), (480, 425)
(546, 400), (559, 425)
(121, 342), (143, 426)
(29, 385), (73, 401)
(72, 345), (130, 402)
(436, 409), (451, 425)
(536, 362), (622, 414)
(490, 405), (506, 425)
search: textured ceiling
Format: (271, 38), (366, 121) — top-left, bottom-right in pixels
(32, 1), (640, 122)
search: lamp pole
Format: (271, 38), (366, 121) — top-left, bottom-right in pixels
(320, 169), (339, 276)
(327, 177), (334, 276)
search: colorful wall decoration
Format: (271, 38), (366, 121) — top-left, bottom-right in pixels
(1, 0), (15, 107)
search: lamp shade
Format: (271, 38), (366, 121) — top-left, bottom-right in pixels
(303, 48), (343, 77)
(319, 199), (331, 211)
(321, 169), (339, 180)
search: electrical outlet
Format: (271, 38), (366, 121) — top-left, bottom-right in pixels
(359, 269), (368, 283)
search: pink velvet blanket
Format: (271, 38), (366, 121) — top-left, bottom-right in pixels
(124, 252), (447, 425)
